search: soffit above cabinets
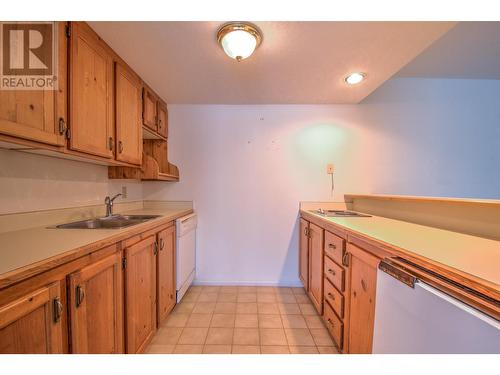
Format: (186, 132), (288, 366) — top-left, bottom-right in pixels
(89, 21), (456, 104)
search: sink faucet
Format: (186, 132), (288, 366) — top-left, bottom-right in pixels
(104, 193), (122, 217)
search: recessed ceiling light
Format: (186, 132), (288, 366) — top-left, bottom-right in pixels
(217, 22), (262, 62)
(345, 72), (366, 85)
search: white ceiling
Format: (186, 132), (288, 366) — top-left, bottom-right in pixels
(89, 21), (455, 104)
(397, 22), (500, 79)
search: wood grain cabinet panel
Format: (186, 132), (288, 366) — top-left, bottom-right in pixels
(142, 87), (157, 132)
(124, 235), (157, 353)
(324, 298), (343, 350)
(299, 218), (309, 291)
(156, 225), (176, 324)
(68, 252), (123, 354)
(324, 277), (344, 318)
(346, 243), (379, 354)
(69, 21), (114, 158)
(0, 22), (67, 147)
(308, 222), (324, 314)
(324, 230), (345, 265)
(157, 100), (168, 138)
(324, 255), (345, 292)
(0, 282), (63, 353)
(115, 62), (142, 165)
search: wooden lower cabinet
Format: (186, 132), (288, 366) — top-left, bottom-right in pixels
(0, 281), (64, 353)
(308, 223), (324, 314)
(124, 235), (157, 353)
(68, 252), (123, 353)
(299, 218), (309, 290)
(157, 225), (176, 324)
(345, 243), (379, 354)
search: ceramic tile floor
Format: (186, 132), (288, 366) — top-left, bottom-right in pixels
(145, 285), (340, 354)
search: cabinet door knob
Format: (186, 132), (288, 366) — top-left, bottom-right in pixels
(108, 137), (114, 151)
(118, 141), (123, 153)
(154, 241), (158, 255)
(160, 238), (165, 250)
(76, 285), (85, 308)
(53, 297), (63, 323)
(342, 252), (350, 267)
(327, 318), (334, 327)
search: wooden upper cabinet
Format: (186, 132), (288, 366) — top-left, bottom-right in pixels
(299, 218), (309, 291)
(115, 62), (142, 165)
(346, 243), (379, 354)
(142, 86), (157, 132)
(69, 22), (114, 158)
(157, 225), (176, 324)
(157, 100), (168, 138)
(0, 22), (67, 147)
(124, 235), (157, 353)
(0, 281), (64, 354)
(68, 252), (123, 354)
(308, 222), (324, 313)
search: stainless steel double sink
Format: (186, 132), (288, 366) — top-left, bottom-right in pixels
(54, 214), (161, 229)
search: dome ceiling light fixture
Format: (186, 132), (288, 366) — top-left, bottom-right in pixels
(344, 72), (366, 85)
(217, 22), (262, 62)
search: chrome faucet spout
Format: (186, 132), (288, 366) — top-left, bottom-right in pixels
(105, 193), (122, 217)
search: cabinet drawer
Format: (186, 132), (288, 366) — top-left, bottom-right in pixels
(324, 300), (343, 350)
(324, 231), (345, 265)
(324, 277), (344, 319)
(324, 256), (344, 292)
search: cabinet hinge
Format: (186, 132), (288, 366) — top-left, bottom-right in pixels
(122, 257), (127, 270)
(65, 24), (71, 38)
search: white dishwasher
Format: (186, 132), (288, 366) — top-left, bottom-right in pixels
(176, 213), (197, 303)
(373, 258), (500, 353)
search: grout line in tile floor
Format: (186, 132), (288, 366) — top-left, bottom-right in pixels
(145, 285), (340, 354)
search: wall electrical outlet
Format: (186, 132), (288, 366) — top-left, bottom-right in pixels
(121, 186), (128, 199)
(326, 163), (334, 174)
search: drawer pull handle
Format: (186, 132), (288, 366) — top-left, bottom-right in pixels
(328, 244), (337, 250)
(327, 292), (335, 300)
(328, 269), (336, 276)
(327, 318), (334, 327)
(160, 238), (165, 250)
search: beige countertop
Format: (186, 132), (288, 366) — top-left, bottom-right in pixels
(302, 209), (500, 289)
(0, 204), (192, 287)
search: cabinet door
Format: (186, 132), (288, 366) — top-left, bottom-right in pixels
(0, 281), (63, 353)
(308, 222), (324, 313)
(69, 22), (114, 158)
(157, 100), (168, 138)
(299, 218), (309, 290)
(115, 62), (142, 165)
(346, 244), (379, 354)
(68, 252), (123, 353)
(0, 22), (66, 146)
(142, 87), (157, 131)
(157, 225), (176, 324)
(124, 235), (157, 353)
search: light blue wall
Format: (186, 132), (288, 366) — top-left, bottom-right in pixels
(360, 78), (500, 199)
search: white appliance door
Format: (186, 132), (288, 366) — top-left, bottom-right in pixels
(176, 214), (197, 302)
(373, 262), (500, 354)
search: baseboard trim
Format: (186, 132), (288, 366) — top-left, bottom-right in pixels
(192, 279), (304, 288)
